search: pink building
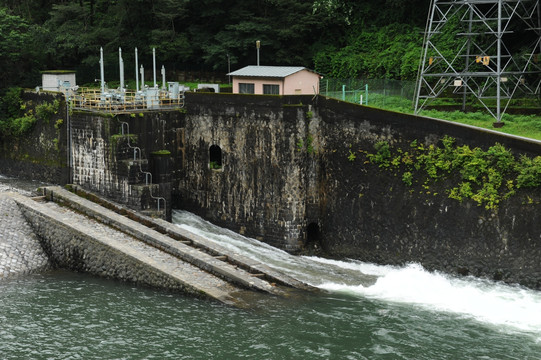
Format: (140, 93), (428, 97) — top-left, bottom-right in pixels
(227, 66), (322, 95)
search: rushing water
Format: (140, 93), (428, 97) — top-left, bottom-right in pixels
(1, 176), (540, 359)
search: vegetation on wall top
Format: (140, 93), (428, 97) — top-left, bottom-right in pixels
(0, 87), (37, 138)
(354, 136), (541, 209)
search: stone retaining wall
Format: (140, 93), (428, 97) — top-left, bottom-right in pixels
(0, 91), (68, 184)
(0, 193), (51, 279)
(176, 93), (541, 289)
(3, 92), (541, 290)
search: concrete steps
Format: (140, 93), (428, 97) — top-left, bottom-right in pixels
(14, 186), (315, 306)
(63, 184), (313, 291)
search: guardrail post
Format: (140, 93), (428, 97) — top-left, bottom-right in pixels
(365, 84), (368, 105)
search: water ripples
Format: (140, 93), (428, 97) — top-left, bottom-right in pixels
(1, 271), (540, 359)
(1, 202), (540, 358)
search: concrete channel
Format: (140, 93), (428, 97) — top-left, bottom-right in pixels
(11, 186), (315, 307)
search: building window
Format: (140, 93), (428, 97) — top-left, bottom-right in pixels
(263, 84), (280, 95)
(239, 83), (255, 94)
(209, 145), (222, 170)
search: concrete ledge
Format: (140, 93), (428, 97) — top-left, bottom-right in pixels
(12, 193), (253, 306)
(64, 184), (314, 291)
(40, 186), (307, 296)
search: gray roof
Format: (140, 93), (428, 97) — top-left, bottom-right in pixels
(227, 65), (318, 78)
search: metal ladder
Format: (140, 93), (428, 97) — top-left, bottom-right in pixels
(120, 121), (166, 212)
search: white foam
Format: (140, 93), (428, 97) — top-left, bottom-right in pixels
(172, 210), (541, 337)
(318, 262), (541, 335)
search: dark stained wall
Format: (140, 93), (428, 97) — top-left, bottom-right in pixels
(4, 91), (540, 288)
(176, 93), (321, 252)
(315, 97), (541, 288)
(178, 93), (541, 288)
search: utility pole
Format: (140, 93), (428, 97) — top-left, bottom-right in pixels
(256, 40), (260, 66)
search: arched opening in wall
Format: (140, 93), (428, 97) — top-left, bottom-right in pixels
(209, 145), (222, 170)
(306, 222), (321, 249)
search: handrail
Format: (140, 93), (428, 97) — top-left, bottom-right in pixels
(70, 87), (184, 112)
(120, 121), (167, 212)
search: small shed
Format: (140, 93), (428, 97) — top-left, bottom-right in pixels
(227, 66), (321, 95)
(41, 70), (77, 92)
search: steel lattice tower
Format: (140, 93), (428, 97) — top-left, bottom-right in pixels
(414, 0), (541, 124)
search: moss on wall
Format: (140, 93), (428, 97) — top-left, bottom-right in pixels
(0, 91), (68, 183)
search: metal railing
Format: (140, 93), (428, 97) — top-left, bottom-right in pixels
(320, 78), (417, 110)
(120, 121), (167, 213)
(70, 87), (184, 112)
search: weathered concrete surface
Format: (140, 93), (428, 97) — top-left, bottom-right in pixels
(177, 95), (320, 253)
(316, 98), (541, 289)
(40, 186), (305, 295)
(0, 193), (51, 279)
(13, 192), (258, 306)
(64, 184), (313, 291)
(3, 92), (541, 290)
(69, 110), (175, 220)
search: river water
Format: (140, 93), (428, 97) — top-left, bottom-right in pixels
(1, 176), (540, 359)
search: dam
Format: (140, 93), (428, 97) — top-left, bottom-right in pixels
(1, 91), (540, 289)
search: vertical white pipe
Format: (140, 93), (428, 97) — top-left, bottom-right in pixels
(100, 47), (105, 94)
(119, 47), (124, 91)
(140, 65), (144, 88)
(135, 48), (139, 92)
(153, 48), (157, 88)
(161, 65), (166, 90)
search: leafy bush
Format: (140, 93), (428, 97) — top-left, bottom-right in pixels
(358, 135), (540, 209)
(0, 87), (37, 138)
(367, 141), (391, 167)
(348, 149), (356, 162)
(516, 156), (541, 188)
(35, 99), (60, 123)
(9, 114), (37, 137)
(54, 118), (64, 129)
(402, 171), (413, 186)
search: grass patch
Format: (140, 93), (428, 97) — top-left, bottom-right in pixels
(355, 93), (541, 141)
(419, 110), (541, 140)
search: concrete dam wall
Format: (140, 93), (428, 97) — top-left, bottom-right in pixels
(314, 97), (541, 288)
(2, 91), (540, 288)
(171, 93), (541, 288)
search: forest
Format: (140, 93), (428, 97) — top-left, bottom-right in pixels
(0, 0), (432, 90)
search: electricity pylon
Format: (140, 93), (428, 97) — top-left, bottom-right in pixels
(414, 0), (541, 125)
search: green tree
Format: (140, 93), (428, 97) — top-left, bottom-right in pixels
(0, 8), (35, 88)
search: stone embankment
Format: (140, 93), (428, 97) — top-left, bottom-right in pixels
(0, 193), (51, 279)
(6, 186), (313, 307)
